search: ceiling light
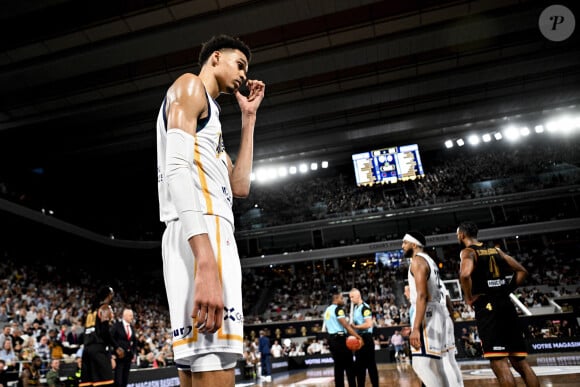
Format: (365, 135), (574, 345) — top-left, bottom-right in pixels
(310, 162), (318, 170)
(467, 135), (480, 145)
(503, 126), (519, 141)
(494, 132), (503, 140)
(520, 126), (530, 136)
(534, 125), (544, 133)
(321, 161), (329, 168)
(482, 133), (491, 142)
(289, 166), (297, 175)
(299, 163), (308, 173)
(444, 140), (453, 148)
(456, 138), (465, 146)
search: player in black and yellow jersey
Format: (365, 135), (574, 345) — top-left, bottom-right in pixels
(457, 221), (539, 387)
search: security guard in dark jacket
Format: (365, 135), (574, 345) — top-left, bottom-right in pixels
(324, 287), (362, 387)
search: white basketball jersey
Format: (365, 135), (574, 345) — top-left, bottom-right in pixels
(156, 90), (234, 228)
(408, 252), (443, 305)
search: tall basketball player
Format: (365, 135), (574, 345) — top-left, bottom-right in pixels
(156, 34), (265, 387)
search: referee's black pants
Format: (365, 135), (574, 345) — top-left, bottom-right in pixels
(328, 334), (356, 387)
(355, 332), (378, 387)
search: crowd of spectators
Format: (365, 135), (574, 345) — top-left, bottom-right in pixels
(242, 241), (580, 327)
(0, 139), (578, 382)
(0, 257), (174, 379)
(234, 141), (580, 230)
(0, 234), (578, 382)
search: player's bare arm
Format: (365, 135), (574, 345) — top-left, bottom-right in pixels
(459, 248), (478, 306)
(410, 255), (429, 349)
(166, 73), (224, 334)
(496, 247), (528, 288)
(229, 79), (266, 198)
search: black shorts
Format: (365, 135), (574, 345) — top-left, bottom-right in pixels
(473, 295), (528, 358)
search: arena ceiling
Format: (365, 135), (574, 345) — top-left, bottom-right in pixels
(0, 0), (579, 245)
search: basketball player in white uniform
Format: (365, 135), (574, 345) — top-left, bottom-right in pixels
(156, 34), (265, 387)
(440, 281), (464, 386)
(403, 231), (451, 387)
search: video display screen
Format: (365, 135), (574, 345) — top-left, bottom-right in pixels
(352, 144), (425, 187)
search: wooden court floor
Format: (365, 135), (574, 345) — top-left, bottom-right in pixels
(237, 352), (580, 386)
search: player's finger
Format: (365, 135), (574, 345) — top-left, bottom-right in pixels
(214, 307), (224, 332)
(204, 307), (217, 333)
(194, 307), (208, 331)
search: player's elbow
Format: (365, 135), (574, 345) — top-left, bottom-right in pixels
(232, 186), (250, 198)
(459, 272), (471, 284)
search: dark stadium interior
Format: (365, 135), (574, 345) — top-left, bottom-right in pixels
(1, 0), (579, 252)
(1, 2), (580, 386)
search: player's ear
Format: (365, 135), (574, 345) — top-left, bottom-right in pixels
(211, 50), (220, 66)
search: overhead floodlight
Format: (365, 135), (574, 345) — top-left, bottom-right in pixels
(289, 166), (297, 175)
(494, 132), (503, 140)
(266, 168), (277, 180)
(310, 162), (318, 170)
(482, 133), (492, 142)
(321, 161), (329, 168)
(456, 138), (465, 146)
(299, 163), (308, 173)
(546, 120), (558, 132)
(256, 168), (269, 182)
(520, 126), (530, 136)
(278, 167), (287, 177)
(534, 125), (544, 133)
(467, 134), (480, 146)
(444, 139), (453, 148)
(558, 117), (575, 133)
(503, 126), (519, 141)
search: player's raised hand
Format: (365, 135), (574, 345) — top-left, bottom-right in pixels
(235, 79), (265, 115)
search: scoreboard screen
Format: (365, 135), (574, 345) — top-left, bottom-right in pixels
(351, 144), (425, 187)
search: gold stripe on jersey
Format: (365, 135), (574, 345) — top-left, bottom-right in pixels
(193, 135), (214, 214)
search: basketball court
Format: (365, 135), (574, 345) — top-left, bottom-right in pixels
(236, 352), (580, 386)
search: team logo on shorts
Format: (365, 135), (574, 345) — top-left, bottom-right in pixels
(173, 325), (193, 339)
(224, 306), (243, 323)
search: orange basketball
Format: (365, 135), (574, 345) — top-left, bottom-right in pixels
(346, 335), (361, 351)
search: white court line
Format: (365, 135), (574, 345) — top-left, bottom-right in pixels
(463, 365), (580, 379)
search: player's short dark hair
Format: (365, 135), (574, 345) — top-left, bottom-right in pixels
(458, 221), (478, 238)
(198, 34), (251, 66)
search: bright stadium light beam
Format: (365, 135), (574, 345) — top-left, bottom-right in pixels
(456, 138), (465, 147)
(444, 139), (453, 148)
(503, 126), (520, 141)
(278, 166), (288, 177)
(267, 167), (277, 180)
(299, 163), (308, 173)
(558, 117), (575, 134)
(520, 126), (530, 136)
(310, 162), (318, 171)
(534, 125), (544, 133)
(482, 133), (492, 142)
(494, 132), (503, 140)
(289, 166), (297, 175)
(467, 134), (480, 146)
(321, 161), (329, 168)
(256, 168), (269, 182)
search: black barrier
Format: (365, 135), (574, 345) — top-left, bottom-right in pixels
(528, 338), (580, 353)
(126, 367), (180, 387)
